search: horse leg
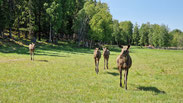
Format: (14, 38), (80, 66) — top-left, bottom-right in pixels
(32, 51), (34, 61)
(104, 58), (105, 70)
(125, 69), (129, 90)
(30, 51), (32, 60)
(119, 67), (122, 87)
(97, 59), (99, 74)
(95, 59), (97, 73)
(107, 58), (109, 69)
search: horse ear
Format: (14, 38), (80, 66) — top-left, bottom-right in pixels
(118, 45), (123, 48)
(127, 45), (130, 49)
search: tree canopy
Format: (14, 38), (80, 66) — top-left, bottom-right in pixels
(0, 0), (182, 47)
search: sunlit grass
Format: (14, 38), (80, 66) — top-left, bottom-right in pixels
(0, 41), (183, 102)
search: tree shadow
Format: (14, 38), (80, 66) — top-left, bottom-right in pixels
(106, 71), (119, 76)
(0, 38), (94, 56)
(137, 86), (166, 94)
(35, 53), (69, 57)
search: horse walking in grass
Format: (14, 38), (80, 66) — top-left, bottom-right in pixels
(103, 47), (110, 69)
(117, 45), (132, 90)
(94, 48), (101, 74)
(29, 43), (35, 61)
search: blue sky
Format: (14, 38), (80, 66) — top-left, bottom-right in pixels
(98, 0), (183, 31)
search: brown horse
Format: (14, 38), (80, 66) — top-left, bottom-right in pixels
(94, 48), (101, 74)
(29, 43), (35, 61)
(116, 45), (132, 90)
(103, 47), (110, 69)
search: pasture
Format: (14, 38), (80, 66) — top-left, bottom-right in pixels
(0, 39), (183, 103)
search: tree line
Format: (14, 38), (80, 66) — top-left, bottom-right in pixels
(0, 0), (183, 47)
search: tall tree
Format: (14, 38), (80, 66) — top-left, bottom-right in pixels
(89, 1), (113, 43)
(169, 29), (183, 47)
(148, 24), (170, 47)
(159, 25), (169, 47)
(119, 21), (133, 44)
(139, 23), (150, 46)
(8, 0), (15, 38)
(73, 0), (96, 43)
(148, 24), (160, 47)
(27, 0), (36, 40)
(14, 0), (23, 38)
(44, 0), (62, 42)
(112, 20), (121, 44)
(0, 0), (7, 37)
(132, 23), (140, 45)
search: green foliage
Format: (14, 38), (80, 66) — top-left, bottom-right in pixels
(119, 21), (133, 44)
(84, 0), (96, 19)
(139, 23), (150, 46)
(72, 1), (93, 41)
(44, 0), (62, 33)
(0, 1), (7, 31)
(148, 24), (170, 47)
(169, 29), (183, 47)
(112, 20), (121, 44)
(132, 23), (140, 45)
(89, 2), (113, 42)
(158, 25), (169, 47)
(73, 0), (113, 43)
(149, 24), (160, 47)
(0, 0), (183, 47)
(0, 0), (14, 31)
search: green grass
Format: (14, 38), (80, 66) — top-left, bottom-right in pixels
(0, 39), (183, 103)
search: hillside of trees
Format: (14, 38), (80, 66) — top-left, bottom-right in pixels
(0, 0), (183, 47)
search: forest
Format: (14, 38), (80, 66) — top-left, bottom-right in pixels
(0, 0), (183, 47)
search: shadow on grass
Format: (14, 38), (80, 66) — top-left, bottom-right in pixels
(0, 38), (93, 56)
(35, 53), (70, 57)
(113, 67), (118, 70)
(137, 86), (166, 94)
(106, 71), (119, 76)
(36, 60), (49, 62)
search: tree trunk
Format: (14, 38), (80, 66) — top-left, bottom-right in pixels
(0, 29), (2, 37)
(38, 10), (41, 41)
(49, 22), (52, 42)
(0, 29), (3, 38)
(90, 40), (93, 49)
(25, 31), (28, 39)
(9, 27), (12, 38)
(38, 0), (41, 41)
(29, 29), (32, 39)
(9, 0), (12, 38)
(2, 31), (4, 38)
(17, 17), (20, 38)
(52, 30), (54, 43)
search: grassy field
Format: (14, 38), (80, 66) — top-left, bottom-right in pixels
(0, 39), (183, 103)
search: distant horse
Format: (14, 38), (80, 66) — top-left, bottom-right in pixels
(103, 47), (110, 69)
(29, 43), (35, 61)
(94, 48), (101, 74)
